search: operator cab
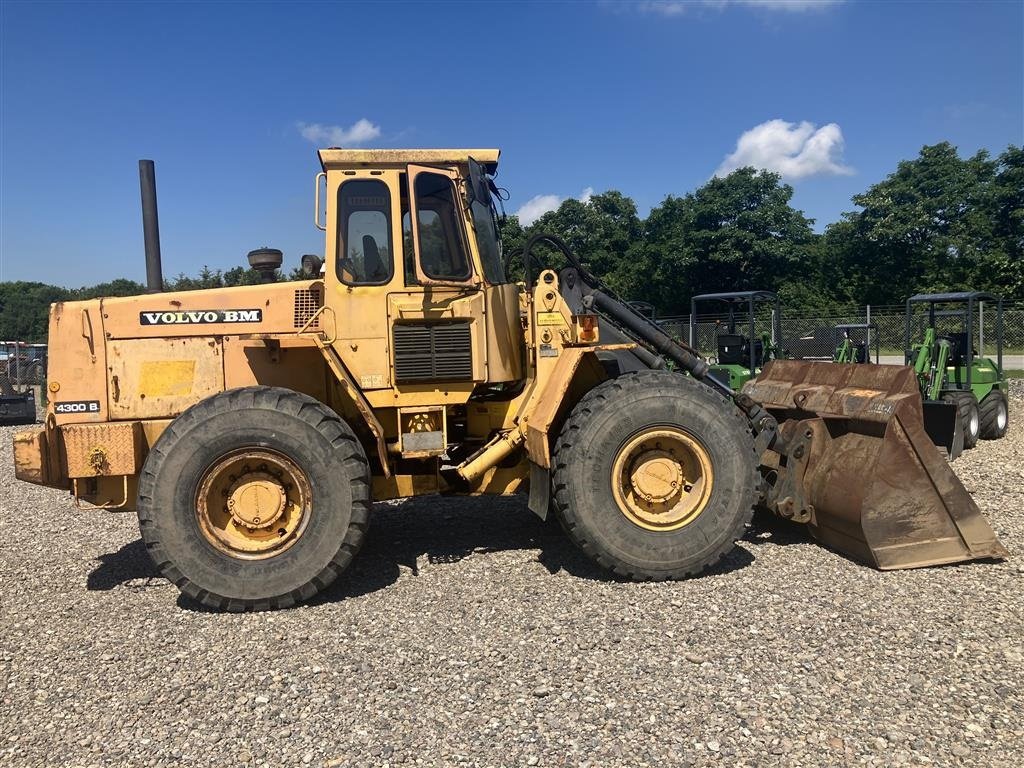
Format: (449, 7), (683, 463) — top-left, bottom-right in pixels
(904, 291), (1004, 391)
(314, 149), (525, 458)
(833, 323), (879, 364)
(689, 291), (781, 391)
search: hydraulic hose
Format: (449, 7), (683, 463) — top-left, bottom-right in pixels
(582, 290), (736, 398)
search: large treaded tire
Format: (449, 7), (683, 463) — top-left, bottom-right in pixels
(979, 389), (1009, 440)
(551, 370), (758, 580)
(942, 391), (980, 449)
(137, 386), (371, 611)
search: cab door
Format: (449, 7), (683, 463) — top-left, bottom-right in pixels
(388, 165), (485, 387)
(327, 172), (401, 391)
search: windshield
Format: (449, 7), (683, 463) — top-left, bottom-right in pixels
(471, 196), (505, 284)
(467, 157), (506, 284)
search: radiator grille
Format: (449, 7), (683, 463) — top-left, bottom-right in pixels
(393, 322), (473, 382)
(293, 285), (323, 329)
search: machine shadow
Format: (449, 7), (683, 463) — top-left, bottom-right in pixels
(87, 538), (162, 591)
(311, 494), (755, 606)
(88, 495), (761, 610)
(741, 508), (817, 548)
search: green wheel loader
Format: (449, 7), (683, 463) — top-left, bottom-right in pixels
(906, 291), (1010, 450)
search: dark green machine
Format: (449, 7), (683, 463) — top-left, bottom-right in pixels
(833, 323), (879, 364)
(689, 291), (781, 391)
(906, 291), (1009, 449)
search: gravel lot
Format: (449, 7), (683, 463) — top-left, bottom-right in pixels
(2, 383), (1022, 768)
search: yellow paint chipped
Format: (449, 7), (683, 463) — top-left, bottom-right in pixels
(139, 360), (196, 397)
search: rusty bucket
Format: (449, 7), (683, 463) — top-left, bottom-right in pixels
(744, 360), (1008, 569)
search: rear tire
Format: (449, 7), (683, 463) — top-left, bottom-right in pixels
(138, 386), (371, 611)
(551, 370), (758, 580)
(979, 390), (1009, 440)
(942, 391), (980, 449)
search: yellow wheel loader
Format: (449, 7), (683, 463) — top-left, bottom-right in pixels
(12, 150), (1008, 611)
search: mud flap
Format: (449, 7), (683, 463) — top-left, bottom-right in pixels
(745, 361), (1008, 569)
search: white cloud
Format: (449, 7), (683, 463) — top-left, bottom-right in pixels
(715, 119), (854, 180)
(516, 195), (563, 226)
(296, 118), (381, 147)
(637, 0), (840, 15)
(516, 188), (595, 226)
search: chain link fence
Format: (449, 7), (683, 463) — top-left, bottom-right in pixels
(1, 341), (48, 388)
(1, 342), (44, 425)
(658, 303), (1024, 366)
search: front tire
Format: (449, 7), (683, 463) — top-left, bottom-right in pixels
(551, 370), (758, 580)
(138, 387), (371, 611)
(943, 391), (980, 449)
(979, 390), (1009, 440)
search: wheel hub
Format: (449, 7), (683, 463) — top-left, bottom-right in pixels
(227, 472), (287, 529)
(612, 429), (713, 531)
(628, 450), (683, 504)
(196, 450), (311, 559)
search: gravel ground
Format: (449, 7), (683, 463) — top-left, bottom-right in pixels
(2, 384), (1022, 768)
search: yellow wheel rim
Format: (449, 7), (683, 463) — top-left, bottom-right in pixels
(196, 449), (311, 559)
(611, 428), (714, 531)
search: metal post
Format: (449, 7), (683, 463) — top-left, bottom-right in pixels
(966, 300), (973, 390)
(748, 297), (755, 376)
(979, 301), (984, 356)
(865, 305), (872, 363)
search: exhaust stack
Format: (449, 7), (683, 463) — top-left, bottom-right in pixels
(139, 159), (164, 293)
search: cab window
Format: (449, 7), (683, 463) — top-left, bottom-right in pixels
(337, 179), (394, 285)
(471, 197), (505, 284)
(412, 172), (472, 281)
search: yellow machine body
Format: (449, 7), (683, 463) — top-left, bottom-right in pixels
(13, 148), (1006, 582)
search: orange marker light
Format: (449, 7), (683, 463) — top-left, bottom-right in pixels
(576, 314), (599, 342)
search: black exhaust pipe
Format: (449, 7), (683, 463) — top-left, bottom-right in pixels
(139, 159), (164, 293)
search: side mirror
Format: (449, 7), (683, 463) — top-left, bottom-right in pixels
(300, 254), (323, 277)
(467, 157), (490, 205)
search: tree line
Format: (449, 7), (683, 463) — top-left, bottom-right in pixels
(500, 142), (1022, 315)
(1, 142), (1020, 343)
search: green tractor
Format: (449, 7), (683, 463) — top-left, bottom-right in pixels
(833, 322), (880, 364)
(906, 291), (1010, 450)
(689, 291), (781, 391)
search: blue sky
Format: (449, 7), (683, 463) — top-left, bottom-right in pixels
(1, 0), (1021, 288)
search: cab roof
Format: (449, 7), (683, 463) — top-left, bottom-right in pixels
(691, 290), (779, 304)
(907, 291), (1001, 304)
(318, 148), (500, 173)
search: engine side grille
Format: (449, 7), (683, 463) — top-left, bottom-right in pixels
(393, 321), (473, 382)
(293, 285), (323, 329)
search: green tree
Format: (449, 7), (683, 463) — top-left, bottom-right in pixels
(528, 191), (643, 288)
(633, 168), (819, 314)
(825, 142), (1020, 304)
(0, 282), (72, 342)
(76, 278), (147, 299)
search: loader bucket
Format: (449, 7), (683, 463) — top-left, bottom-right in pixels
(744, 360), (1008, 569)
